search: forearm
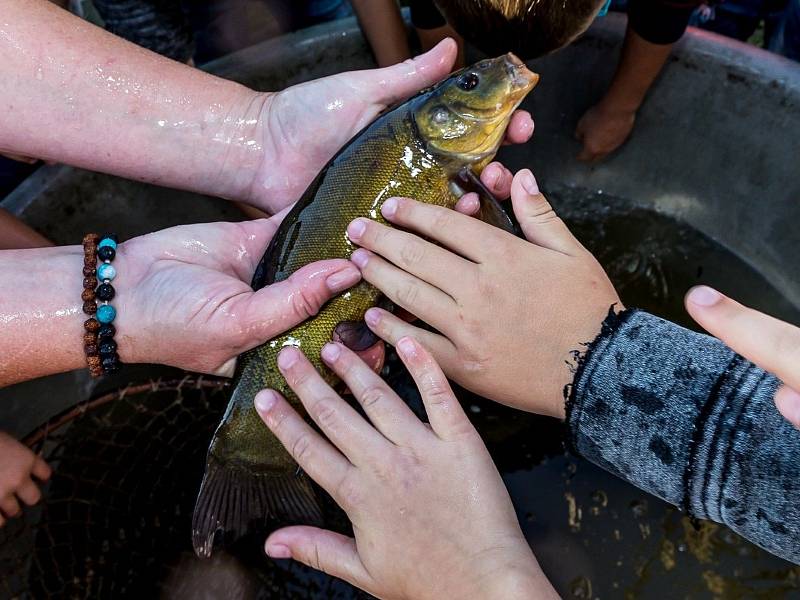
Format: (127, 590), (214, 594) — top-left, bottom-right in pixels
(0, 246), (86, 386)
(568, 310), (800, 564)
(1, 0), (267, 204)
(350, 0), (411, 67)
(597, 25), (673, 115)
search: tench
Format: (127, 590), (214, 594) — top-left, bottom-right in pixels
(192, 53), (538, 558)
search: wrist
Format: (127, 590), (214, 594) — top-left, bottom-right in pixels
(594, 95), (638, 119)
(480, 558), (555, 600)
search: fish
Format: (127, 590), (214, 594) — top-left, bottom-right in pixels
(192, 53), (539, 558)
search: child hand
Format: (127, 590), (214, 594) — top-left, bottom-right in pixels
(255, 338), (555, 600)
(0, 432), (51, 526)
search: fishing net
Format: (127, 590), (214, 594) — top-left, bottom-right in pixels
(0, 377), (369, 599)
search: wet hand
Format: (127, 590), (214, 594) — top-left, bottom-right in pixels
(115, 215), (362, 376)
(346, 170), (621, 419)
(0, 432), (51, 527)
(575, 102), (635, 162)
(251, 39), (533, 214)
(255, 338), (554, 600)
(685, 287), (800, 429)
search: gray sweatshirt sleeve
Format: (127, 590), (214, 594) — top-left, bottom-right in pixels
(566, 309), (800, 564)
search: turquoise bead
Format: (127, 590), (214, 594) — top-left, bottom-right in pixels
(97, 263), (116, 281)
(98, 238), (117, 250)
(96, 304), (116, 324)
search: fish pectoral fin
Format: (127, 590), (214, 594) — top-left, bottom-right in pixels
(191, 454), (322, 559)
(457, 167), (519, 236)
(333, 320), (380, 352)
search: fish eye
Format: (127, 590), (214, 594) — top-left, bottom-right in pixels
(431, 106), (450, 124)
(457, 73), (480, 91)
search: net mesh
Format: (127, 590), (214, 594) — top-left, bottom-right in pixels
(0, 377), (368, 599)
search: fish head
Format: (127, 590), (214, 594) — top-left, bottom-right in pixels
(414, 53), (538, 168)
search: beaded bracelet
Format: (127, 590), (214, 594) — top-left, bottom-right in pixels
(81, 234), (103, 377)
(81, 234), (121, 376)
(95, 235), (121, 374)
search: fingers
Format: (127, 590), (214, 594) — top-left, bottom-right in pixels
(480, 162), (514, 200)
(395, 337), (474, 441)
(348, 215), (475, 288)
(684, 286), (800, 391)
(321, 343), (426, 445)
(503, 110), (534, 146)
(15, 480), (41, 506)
(265, 526), (372, 590)
(0, 495), (21, 519)
(454, 192), (480, 216)
(351, 249), (456, 334)
(276, 347), (392, 464)
(375, 196), (508, 263)
(243, 259), (361, 342)
(31, 456), (51, 482)
(365, 307), (460, 372)
(510, 170), (583, 256)
(775, 386), (800, 430)
(356, 38), (457, 106)
(255, 388), (352, 493)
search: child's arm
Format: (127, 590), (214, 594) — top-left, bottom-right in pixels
(351, 0), (411, 67)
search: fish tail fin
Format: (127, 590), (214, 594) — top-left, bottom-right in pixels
(191, 454), (322, 558)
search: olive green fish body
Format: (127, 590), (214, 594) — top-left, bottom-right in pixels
(214, 104), (454, 470)
(193, 54), (538, 557)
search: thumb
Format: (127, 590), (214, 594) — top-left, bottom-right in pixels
(510, 170), (583, 255)
(354, 38), (457, 106)
(242, 259), (361, 342)
(266, 526), (373, 589)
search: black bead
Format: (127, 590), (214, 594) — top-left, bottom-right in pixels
(97, 324), (116, 339)
(101, 353), (121, 373)
(98, 339), (118, 355)
(97, 246), (116, 261)
(96, 283), (115, 301)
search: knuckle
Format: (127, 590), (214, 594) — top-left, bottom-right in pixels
(289, 433), (314, 464)
(290, 288), (322, 320)
(335, 475), (363, 508)
(431, 206), (455, 232)
(312, 399), (339, 429)
(398, 239), (426, 269)
(396, 282), (420, 307)
(358, 385), (385, 410)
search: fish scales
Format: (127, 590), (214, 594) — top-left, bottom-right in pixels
(193, 54), (538, 557)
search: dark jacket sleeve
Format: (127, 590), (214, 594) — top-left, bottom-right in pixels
(627, 0), (698, 44)
(567, 309), (800, 564)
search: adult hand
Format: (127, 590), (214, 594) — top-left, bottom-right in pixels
(255, 338), (555, 600)
(574, 102), (635, 162)
(345, 170), (621, 419)
(115, 214), (363, 376)
(685, 286), (800, 429)
(0, 432), (51, 526)
(251, 39), (533, 213)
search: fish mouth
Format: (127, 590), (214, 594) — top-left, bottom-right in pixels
(504, 52), (539, 98)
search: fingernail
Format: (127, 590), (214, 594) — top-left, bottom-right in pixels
(277, 347), (299, 371)
(347, 218), (367, 241)
(687, 285), (722, 307)
(396, 336), (417, 358)
(321, 342), (341, 363)
(364, 308), (381, 328)
(381, 197), (398, 219)
(521, 170), (539, 195)
(266, 543), (291, 559)
(351, 248), (370, 269)
(326, 267), (360, 292)
(255, 389), (278, 413)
